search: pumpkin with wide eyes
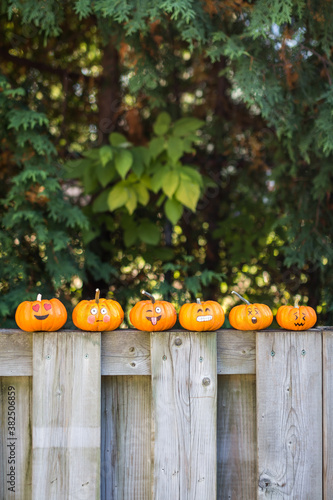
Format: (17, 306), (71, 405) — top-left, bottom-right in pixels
(229, 291), (273, 331)
(15, 293), (67, 332)
(276, 301), (317, 331)
(72, 289), (124, 331)
(129, 290), (177, 332)
(179, 298), (225, 331)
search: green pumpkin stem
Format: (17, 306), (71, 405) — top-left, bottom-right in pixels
(37, 294), (42, 301)
(231, 290), (250, 305)
(142, 290), (155, 304)
(95, 289), (100, 304)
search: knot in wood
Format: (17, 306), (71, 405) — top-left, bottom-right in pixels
(202, 377), (211, 386)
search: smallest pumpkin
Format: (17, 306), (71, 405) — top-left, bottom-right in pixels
(15, 293), (67, 332)
(179, 298), (225, 331)
(129, 290), (177, 332)
(276, 299), (317, 331)
(72, 289), (124, 332)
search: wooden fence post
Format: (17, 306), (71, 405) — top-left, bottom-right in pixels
(151, 331), (217, 500)
(256, 330), (322, 499)
(32, 331), (101, 500)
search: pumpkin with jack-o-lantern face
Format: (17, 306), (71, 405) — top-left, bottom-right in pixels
(72, 289), (124, 331)
(276, 300), (317, 331)
(229, 291), (273, 331)
(15, 294), (67, 332)
(129, 290), (177, 332)
(179, 298), (225, 331)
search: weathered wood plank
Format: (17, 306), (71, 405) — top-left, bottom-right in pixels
(0, 377), (32, 500)
(32, 331), (101, 500)
(0, 331), (32, 376)
(101, 331), (150, 375)
(151, 331), (217, 500)
(217, 374), (256, 500)
(101, 376), (151, 500)
(323, 329), (333, 500)
(217, 331), (255, 375)
(256, 330), (322, 499)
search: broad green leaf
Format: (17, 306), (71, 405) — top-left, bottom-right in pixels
(153, 112), (172, 136)
(172, 117), (204, 137)
(96, 164), (116, 187)
(82, 227), (101, 245)
(92, 189), (110, 213)
(107, 183), (129, 211)
(150, 167), (170, 193)
(83, 149), (100, 160)
(115, 149), (133, 179)
(162, 170), (180, 198)
(125, 188), (137, 214)
(109, 132), (128, 146)
(83, 165), (99, 194)
(164, 198), (183, 225)
(138, 221), (161, 245)
(99, 145), (113, 166)
(149, 137), (165, 158)
(175, 178), (201, 212)
(133, 182), (149, 206)
(180, 166), (203, 187)
(167, 136), (184, 164)
(124, 226), (138, 246)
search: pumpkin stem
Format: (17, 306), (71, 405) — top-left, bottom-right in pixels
(95, 289), (100, 304)
(231, 291), (250, 305)
(196, 298), (201, 304)
(294, 296), (300, 308)
(37, 294), (42, 301)
(142, 290), (155, 304)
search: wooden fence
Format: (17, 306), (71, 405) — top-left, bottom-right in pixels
(0, 327), (331, 499)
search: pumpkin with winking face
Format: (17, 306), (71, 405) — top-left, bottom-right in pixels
(129, 290), (177, 331)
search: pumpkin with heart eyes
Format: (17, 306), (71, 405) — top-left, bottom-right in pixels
(229, 291), (273, 331)
(72, 289), (124, 331)
(276, 301), (317, 331)
(129, 290), (177, 332)
(15, 294), (67, 332)
(179, 298), (225, 331)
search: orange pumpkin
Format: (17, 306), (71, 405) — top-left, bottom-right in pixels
(179, 298), (225, 331)
(129, 290), (177, 332)
(276, 300), (317, 331)
(15, 293), (67, 332)
(72, 289), (124, 331)
(229, 291), (273, 331)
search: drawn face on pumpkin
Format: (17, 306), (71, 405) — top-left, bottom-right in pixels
(195, 305), (213, 323)
(145, 305), (162, 326)
(245, 306), (261, 326)
(32, 301), (52, 321)
(88, 304), (111, 325)
(292, 310), (306, 328)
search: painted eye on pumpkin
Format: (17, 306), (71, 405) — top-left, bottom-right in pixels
(90, 307), (98, 315)
(254, 308), (260, 315)
(101, 307), (107, 315)
(197, 308), (203, 313)
(44, 303), (52, 311)
(32, 304), (40, 312)
(205, 308), (211, 312)
(155, 306), (162, 314)
(247, 309), (252, 315)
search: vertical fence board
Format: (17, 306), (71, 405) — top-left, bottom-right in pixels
(217, 374), (256, 500)
(32, 332), (101, 500)
(323, 329), (333, 499)
(256, 330), (322, 499)
(101, 375), (152, 500)
(151, 331), (217, 500)
(0, 376), (32, 500)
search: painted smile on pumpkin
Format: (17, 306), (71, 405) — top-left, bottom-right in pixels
(294, 313), (306, 327)
(34, 314), (49, 320)
(146, 315), (162, 325)
(196, 307), (213, 322)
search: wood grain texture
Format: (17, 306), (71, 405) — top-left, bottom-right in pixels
(217, 374), (256, 500)
(256, 330), (322, 499)
(0, 330), (32, 376)
(101, 331), (150, 375)
(151, 331), (217, 500)
(101, 376), (152, 500)
(323, 329), (333, 500)
(217, 331), (255, 374)
(0, 376), (32, 500)
(32, 331), (101, 500)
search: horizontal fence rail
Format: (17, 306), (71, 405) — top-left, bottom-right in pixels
(0, 327), (331, 499)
